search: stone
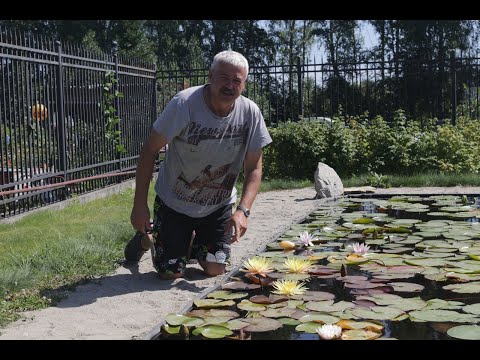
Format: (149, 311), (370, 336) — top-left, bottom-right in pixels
(314, 162), (344, 199)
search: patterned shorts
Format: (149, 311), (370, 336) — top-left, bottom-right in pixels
(150, 196), (232, 276)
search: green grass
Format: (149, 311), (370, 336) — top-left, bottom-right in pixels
(0, 172), (479, 327)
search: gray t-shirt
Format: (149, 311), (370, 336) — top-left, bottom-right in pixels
(152, 85), (272, 218)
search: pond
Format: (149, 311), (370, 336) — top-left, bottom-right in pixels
(157, 195), (480, 340)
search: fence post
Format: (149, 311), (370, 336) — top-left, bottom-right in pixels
(297, 57), (303, 119)
(55, 41), (68, 189)
(112, 41), (122, 173)
(450, 51), (457, 126)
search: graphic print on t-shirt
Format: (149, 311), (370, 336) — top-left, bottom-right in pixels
(172, 121), (249, 206)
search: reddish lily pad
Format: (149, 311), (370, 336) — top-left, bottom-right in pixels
(249, 294), (288, 304)
(291, 290), (335, 301)
(242, 317), (283, 332)
(222, 281), (261, 290)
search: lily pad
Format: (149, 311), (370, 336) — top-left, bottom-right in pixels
(409, 309), (479, 323)
(341, 329), (382, 340)
(291, 290), (335, 301)
(278, 318), (301, 326)
(222, 281), (261, 290)
(447, 325), (480, 340)
(387, 282), (425, 292)
(462, 303), (480, 316)
(192, 325), (233, 339)
(207, 290), (249, 300)
(350, 306), (406, 321)
(249, 294), (288, 304)
(298, 313), (340, 324)
(260, 307), (297, 318)
(443, 282), (480, 294)
(193, 299), (236, 308)
(242, 317), (283, 332)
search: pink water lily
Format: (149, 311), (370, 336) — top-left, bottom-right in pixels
(351, 242), (370, 254)
(297, 231), (317, 247)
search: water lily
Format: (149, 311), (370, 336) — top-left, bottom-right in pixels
(297, 231), (317, 247)
(351, 242), (370, 254)
(271, 279), (307, 297)
(241, 256), (273, 277)
(316, 324), (342, 340)
(282, 257), (314, 274)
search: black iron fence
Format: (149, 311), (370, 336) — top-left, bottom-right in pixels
(0, 27), (156, 219)
(3, 26), (480, 219)
(158, 53), (480, 126)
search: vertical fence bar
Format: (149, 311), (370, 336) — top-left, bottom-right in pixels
(112, 41), (122, 173)
(450, 51), (457, 126)
(297, 57), (303, 119)
(55, 41), (67, 192)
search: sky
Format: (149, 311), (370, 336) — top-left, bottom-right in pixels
(309, 20), (379, 63)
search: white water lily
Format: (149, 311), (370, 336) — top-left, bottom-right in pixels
(297, 231), (317, 247)
(316, 324), (342, 340)
(351, 242), (370, 254)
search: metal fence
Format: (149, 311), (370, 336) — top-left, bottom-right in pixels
(158, 54), (480, 126)
(0, 27), (157, 219)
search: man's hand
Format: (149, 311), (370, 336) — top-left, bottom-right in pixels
(225, 210), (248, 243)
(131, 204), (152, 234)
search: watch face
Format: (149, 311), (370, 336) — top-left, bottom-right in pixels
(237, 205), (250, 217)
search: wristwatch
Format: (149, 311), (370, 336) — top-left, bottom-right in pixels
(236, 204), (250, 218)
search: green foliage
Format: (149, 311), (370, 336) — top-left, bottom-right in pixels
(263, 120), (328, 180)
(102, 71), (125, 154)
(366, 172), (392, 188)
(263, 113), (480, 180)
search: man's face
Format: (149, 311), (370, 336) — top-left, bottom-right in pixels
(208, 61), (247, 104)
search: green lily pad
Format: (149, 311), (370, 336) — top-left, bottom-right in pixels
(462, 303), (480, 316)
(447, 325), (480, 340)
(192, 325), (233, 339)
(387, 282), (425, 292)
(225, 319), (250, 330)
(295, 321), (324, 333)
(187, 309), (239, 318)
(305, 300), (355, 313)
(423, 298), (464, 310)
(207, 290), (249, 300)
(409, 309), (479, 323)
(260, 307), (296, 318)
(278, 317), (301, 326)
(193, 299), (236, 308)
(299, 313), (340, 324)
(165, 314), (191, 326)
(350, 306), (406, 321)
(237, 300), (267, 311)
(443, 282), (480, 294)
(341, 329), (382, 340)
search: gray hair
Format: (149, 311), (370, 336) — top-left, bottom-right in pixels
(211, 50), (249, 76)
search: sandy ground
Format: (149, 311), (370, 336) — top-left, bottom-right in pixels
(1, 185), (479, 340)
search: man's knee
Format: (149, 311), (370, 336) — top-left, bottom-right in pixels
(199, 260), (226, 276)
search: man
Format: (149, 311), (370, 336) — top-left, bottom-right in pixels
(125, 50), (272, 280)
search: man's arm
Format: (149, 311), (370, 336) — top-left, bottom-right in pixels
(130, 130), (168, 233)
(227, 149), (263, 242)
